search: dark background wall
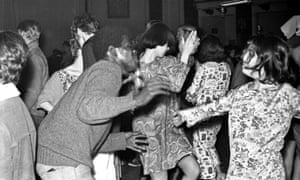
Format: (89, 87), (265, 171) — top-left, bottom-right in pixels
(0, 0), (194, 57)
(1, 0), (299, 57)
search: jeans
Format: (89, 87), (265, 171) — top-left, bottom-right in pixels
(36, 163), (95, 180)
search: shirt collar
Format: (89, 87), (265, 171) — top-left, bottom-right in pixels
(0, 83), (20, 101)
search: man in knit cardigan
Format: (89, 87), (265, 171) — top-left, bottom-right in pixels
(36, 44), (171, 180)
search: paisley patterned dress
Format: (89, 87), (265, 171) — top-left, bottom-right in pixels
(132, 56), (193, 175)
(179, 81), (300, 180)
(186, 62), (231, 179)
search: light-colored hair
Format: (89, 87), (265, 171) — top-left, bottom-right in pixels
(0, 31), (28, 84)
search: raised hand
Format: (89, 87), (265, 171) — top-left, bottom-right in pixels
(125, 132), (149, 153)
(181, 31), (200, 55)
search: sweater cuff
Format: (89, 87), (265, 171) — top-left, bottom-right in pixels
(110, 132), (127, 150)
(127, 92), (137, 111)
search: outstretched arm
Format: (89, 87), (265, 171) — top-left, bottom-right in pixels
(77, 61), (171, 124)
(176, 89), (235, 127)
(77, 62), (137, 124)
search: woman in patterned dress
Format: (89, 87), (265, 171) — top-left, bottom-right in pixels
(175, 35), (300, 180)
(185, 34), (231, 180)
(132, 23), (200, 180)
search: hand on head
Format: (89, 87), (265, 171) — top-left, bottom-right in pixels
(180, 30), (200, 55)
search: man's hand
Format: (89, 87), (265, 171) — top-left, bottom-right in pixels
(133, 77), (171, 107)
(125, 132), (149, 153)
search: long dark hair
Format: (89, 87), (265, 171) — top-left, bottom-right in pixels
(136, 23), (177, 57)
(197, 34), (226, 63)
(243, 35), (295, 85)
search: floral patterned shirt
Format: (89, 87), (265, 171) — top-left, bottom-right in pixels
(179, 81), (300, 180)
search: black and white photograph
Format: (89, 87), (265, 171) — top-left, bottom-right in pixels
(0, 0), (300, 180)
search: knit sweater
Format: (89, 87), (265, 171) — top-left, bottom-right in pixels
(37, 60), (137, 168)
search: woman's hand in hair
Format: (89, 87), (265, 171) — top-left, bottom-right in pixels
(180, 31), (200, 64)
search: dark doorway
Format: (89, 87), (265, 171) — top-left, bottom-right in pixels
(236, 4), (252, 46)
(149, 0), (163, 21)
(184, 0), (198, 27)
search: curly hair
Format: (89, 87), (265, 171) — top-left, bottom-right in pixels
(0, 31), (28, 84)
(17, 20), (41, 42)
(243, 35), (293, 84)
(70, 13), (100, 37)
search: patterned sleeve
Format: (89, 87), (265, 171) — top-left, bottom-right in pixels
(151, 56), (190, 92)
(22, 54), (47, 109)
(186, 65), (204, 103)
(179, 89), (235, 123)
(292, 88), (300, 118)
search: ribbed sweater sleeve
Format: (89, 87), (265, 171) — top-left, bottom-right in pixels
(77, 61), (136, 124)
(98, 132), (127, 152)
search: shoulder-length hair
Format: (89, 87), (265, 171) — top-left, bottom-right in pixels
(137, 23), (177, 57)
(197, 34), (226, 63)
(0, 31), (28, 84)
(244, 35), (293, 84)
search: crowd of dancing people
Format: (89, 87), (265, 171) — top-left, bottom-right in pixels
(1, 13), (300, 180)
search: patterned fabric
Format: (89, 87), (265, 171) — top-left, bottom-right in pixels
(186, 62), (231, 179)
(57, 70), (79, 93)
(133, 56), (192, 174)
(186, 62), (231, 105)
(179, 81), (300, 180)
